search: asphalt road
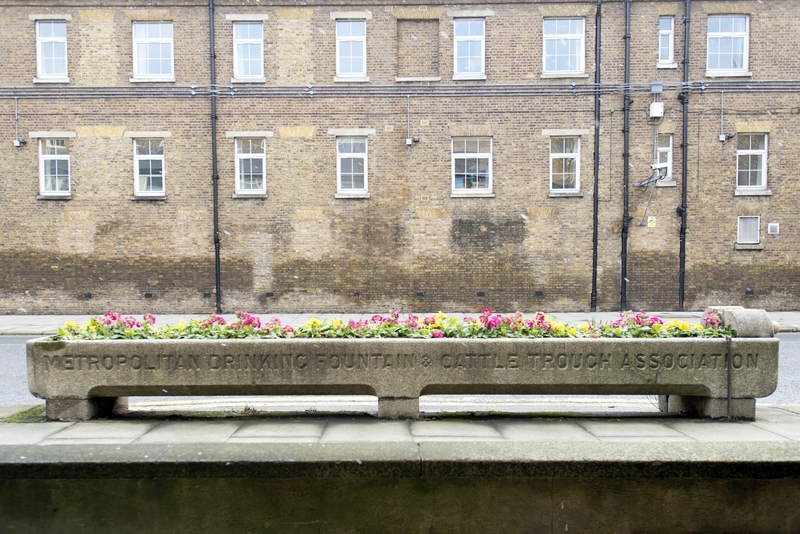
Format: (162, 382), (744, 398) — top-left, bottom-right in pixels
(3, 334), (798, 411)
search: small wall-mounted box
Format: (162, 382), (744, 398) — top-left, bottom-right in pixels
(768, 223), (780, 235)
(649, 102), (665, 118)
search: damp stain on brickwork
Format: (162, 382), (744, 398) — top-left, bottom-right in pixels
(450, 219), (526, 251)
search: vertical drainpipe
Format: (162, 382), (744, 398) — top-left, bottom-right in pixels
(677, 0), (691, 310)
(590, 0), (602, 312)
(209, 0), (222, 313)
(620, 0), (632, 311)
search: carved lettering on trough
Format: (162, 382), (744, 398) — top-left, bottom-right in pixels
(39, 352), (760, 373)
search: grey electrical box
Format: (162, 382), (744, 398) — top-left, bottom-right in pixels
(649, 102), (665, 118)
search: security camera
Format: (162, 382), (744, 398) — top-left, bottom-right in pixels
(650, 162), (669, 170)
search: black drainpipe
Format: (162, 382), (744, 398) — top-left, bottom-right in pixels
(209, 0), (222, 313)
(620, 0), (632, 311)
(590, 0), (602, 312)
(677, 0), (691, 310)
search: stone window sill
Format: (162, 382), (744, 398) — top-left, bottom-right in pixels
(130, 195), (167, 201)
(657, 63), (678, 70)
(334, 76), (370, 83)
(656, 180), (677, 188)
(453, 74), (487, 81)
(450, 190), (495, 198)
(130, 77), (175, 83)
(33, 77), (70, 84)
(335, 191), (370, 199)
(232, 193), (268, 199)
(549, 190), (583, 198)
(735, 188), (772, 196)
(734, 243), (764, 250)
(231, 77), (266, 84)
(541, 72), (588, 79)
(36, 194), (71, 200)
(705, 71), (752, 78)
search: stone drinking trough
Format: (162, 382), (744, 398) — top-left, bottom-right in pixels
(27, 307), (779, 421)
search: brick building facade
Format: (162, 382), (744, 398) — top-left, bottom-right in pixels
(0, 0), (797, 314)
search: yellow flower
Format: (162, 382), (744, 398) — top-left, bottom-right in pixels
(568, 327), (577, 336)
(306, 318), (320, 328)
(553, 322), (565, 332)
(580, 324), (590, 331)
(64, 321), (78, 329)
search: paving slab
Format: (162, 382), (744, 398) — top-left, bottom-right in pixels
(494, 420), (600, 442)
(0, 422), (74, 445)
(228, 419), (327, 443)
(322, 420), (412, 442)
(135, 421), (243, 444)
(39, 420), (159, 445)
(578, 420), (688, 439)
(410, 420), (502, 438)
(666, 420), (791, 442)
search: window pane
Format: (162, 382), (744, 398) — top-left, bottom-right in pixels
(738, 217), (759, 244)
(750, 134), (765, 150)
(660, 17), (672, 31)
(453, 138), (466, 153)
(465, 138), (479, 153)
(737, 134), (751, 150)
(454, 20), (469, 37)
(42, 139), (67, 155)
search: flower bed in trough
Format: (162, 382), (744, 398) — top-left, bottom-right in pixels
(28, 308), (778, 421)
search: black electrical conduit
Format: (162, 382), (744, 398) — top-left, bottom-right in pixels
(620, 0), (632, 311)
(590, 0), (602, 312)
(678, 0), (691, 310)
(209, 0), (222, 313)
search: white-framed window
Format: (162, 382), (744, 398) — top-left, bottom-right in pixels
(543, 18), (585, 75)
(454, 19), (485, 79)
(657, 133), (673, 181)
(737, 215), (760, 244)
(233, 22), (263, 80)
(36, 21), (68, 80)
(550, 136), (580, 191)
(452, 137), (492, 194)
(235, 138), (266, 194)
(707, 15), (749, 75)
(134, 138), (165, 196)
(132, 22), (174, 80)
(737, 133), (767, 189)
(336, 20), (366, 78)
(336, 137), (368, 196)
(658, 17), (675, 66)
(39, 139), (70, 195)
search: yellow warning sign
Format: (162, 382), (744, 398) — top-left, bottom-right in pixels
(647, 216), (656, 228)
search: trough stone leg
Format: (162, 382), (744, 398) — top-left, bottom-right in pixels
(378, 397), (420, 420)
(659, 395), (756, 420)
(46, 397), (126, 421)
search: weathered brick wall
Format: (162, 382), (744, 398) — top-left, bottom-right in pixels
(1, 0), (799, 314)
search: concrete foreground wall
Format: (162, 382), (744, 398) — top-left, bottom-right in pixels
(1, 441), (799, 533)
(1, 477), (798, 533)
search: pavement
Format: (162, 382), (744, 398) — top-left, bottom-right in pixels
(2, 309), (800, 483)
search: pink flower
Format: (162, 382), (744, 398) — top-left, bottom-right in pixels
(432, 330), (444, 338)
